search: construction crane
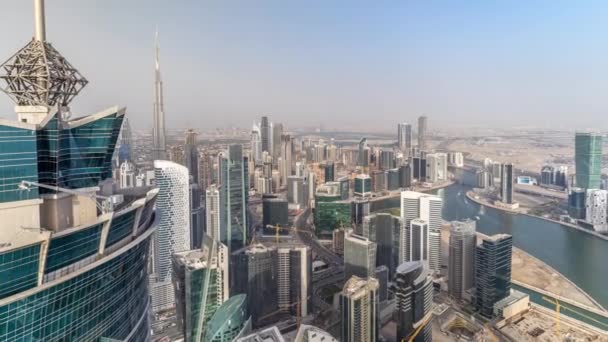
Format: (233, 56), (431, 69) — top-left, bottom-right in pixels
(543, 296), (561, 339)
(404, 313), (433, 342)
(18, 180), (114, 213)
(269, 224), (312, 243)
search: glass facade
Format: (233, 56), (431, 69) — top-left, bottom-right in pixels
(219, 145), (249, 252)
(575, 132), (602, 189)
(204, 294), (251, 342)
(315, 201), (352, 235)
(0, 123), (38, 203)
(36, 110), (124, 193)
(475, 234), (513, 317)
(0, 244), (41, 299)
(45, 223), (102, 273)
(106, 209), (137, 248)
(0, 232), (153, 342)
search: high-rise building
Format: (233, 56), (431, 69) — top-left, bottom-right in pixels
(231, 244), (279, 327)
(352, 197), (371, 228)
(344, 232), (377, 280)
(117, 117), (133, 164)
(287, 175), (307, 206)
(324, 161), (335, 182)
(339, 176), (350, 200)
(273, 123), (283, 160)
(151, 160), (191, 312)
(372, 170), (388, 192)
(261, 116), (272, 154)
(500, 163), (514, 204)
(152, 30), (167, 160)
(400, 191), (442, 273)
(206, 184), (221, 241)
(395, 261), (433, 342)
(447, 152), (464, 167)
(399, 164), (412, 188)
(184, 129), (199, 184)
(354, 174), (372, 197)
(409, 219), (429, 264)
(568, 187), (587, 220)
(380, 150), (395, 170)
(220, 144), (249, 252)
(363, 213), (402, 277)
(119, 161), (136, 188)
(0, 3), (158, 339)
(333, 228), (346, 255)
(263, 196), (289, 229)
(172, 235), (229, 341)
(398, 123), (412, 153)
(203, 294), (252, 341)
(238, 326), (285, 342)
(448, 220), (477, 300)
(425, 153), (447, 183)
(251, 123), (262, 165)
(475, 234), (513, 317)
(358, 138), (370, 167)
(585, 189), (608, 231)
(540, 165), (555, 186)
(277, 245), (312, 317)
(575, 132), (602, 189)
(190, 182), (205, 249)
(340, 276), (379, 342)
(417, 116), (428, 150)
(280, 133), (293, 186)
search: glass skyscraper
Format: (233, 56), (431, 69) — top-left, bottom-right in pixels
(395, 261), (433, 342)
(475, 234), (513, 317)
(575, 132), (603, 189)
(0, 2), (158, 340)
(220, 144), (249, 252)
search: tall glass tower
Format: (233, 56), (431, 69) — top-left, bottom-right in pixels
(475, 234), (513, 317)
(220, 144), (249, 252)
(575, 132), (602, 189)
(0, 1), (158, 340)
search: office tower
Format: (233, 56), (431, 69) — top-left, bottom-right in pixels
(344, 233), (377, 280)
(568, 187), (587, 220)
(540, 165), (555, 185)
(333, 228), (346, 255)
(172, 236), (229, 341)
(475, 234), (513, 317)
(263, 196), (289, 228)
(203, 294), (252, 341)
(476, 170), (490, 189)
(295, 325), (337, 342)
(251, 123), (262, 165)
(500, 163), (514, 204)
(575, 132), (602, 189)
(119, 160), (136, 188)
(152, 30), (167, 160)
(118, 118), (133, 164)
(324, 161), (335, 182)
(400, 192), (442, 273)
(0, 3), (157, 339)
(357, 138), (370, 167)
(184, 129), (199, 184)
(220, 144), (249, 252)
(399, 164), (412, 188)
(340, 276), (379, 342)
(387, 168), (400, 190)
(280, 133), (293, 185)
(238, 327), (285, 342)
(288, 175), (307, 206)
(490, 161), (502, 186)
(231, 244), (279, 327)
(380, 150), (395, 170)
(412, 155), (427, 181)
(277, 245), (312, 317)
(409, 219), (429, 263)
(395, 261), (433, 342)
(352, 197), (371, 228)
(308, 172), (317, 203)
(151, 160), (191, 312)
(206, 184), (221, 241)
(375, 265), (389, 302)
(398, 123), (412, 153)
(261, 116), (271, 153)
(417, 116), (428, 150)
(448, 220), (477, 300)
(273, 123), (283, 160)
(339, 176), (350, 200)
(585, 189), (608, 231)
(170, 145), (185, 165)
(354, 174), (372, 197)
(190, 182), (204, 249)
(425, 153), (447, 183)
(555, 166), (569, 187)
(363, 213), (402, 277)
(447, 152), (464, 167)
(372, 170), (388, 192)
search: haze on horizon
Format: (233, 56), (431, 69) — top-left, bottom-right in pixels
(0, 1), (607, 132)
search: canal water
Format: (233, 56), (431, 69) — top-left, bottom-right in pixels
(370, 183), (608, 309)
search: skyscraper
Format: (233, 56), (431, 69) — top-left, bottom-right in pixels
(172, 235), (229, 341)
(354, 174), (372, 197)
(358, 138), (369, 167)
(500, 163), (514, 204)
(203, 294), (252, 341)
(220, 144), (249, 252)
(585, 189), (608, 231)
(409, 219), (429, 264)
(448, 220), (477, 300)
(394, 261), (433, 342)
(0, 2), (158, 339)
(362, 213), (402, 277)
(273, 123), (284, 160)
(417, 116), (428, 150)
(190, 182), (205, 249)
(400, 191), (442, 273)
(261, 116), (271, 154)
(398, 123), (412, 153)
(251, 123), (262, 165)
(575, 132), (603, 189)
(340, 276), (379, 342)
(206, 184), (221, 241)
(344, 232), (377, 280)
(263, 196), (289, 229)
(277, 245), (312, 317)
(185, 129), (199, 184)
(151, 160), (191, 312)
(152, 30), (167, 160)
(475, 234), (513, 317)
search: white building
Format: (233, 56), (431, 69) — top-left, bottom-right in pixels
(344, 232), (377, 280)
(206, 184), (221, 241)
(400, 191), (443, 273)
(150, 160), (191, 312)
(277, 245), (311, 317)
(585, 189), (608, 232)
(409, 219), (429, 264)
(425, 153), (448, 183)
(119, 161), (136, 189)
(447, 152), (464, 167)
(251, 123), (262, 165)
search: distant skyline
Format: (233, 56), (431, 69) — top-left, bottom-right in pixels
(1, 1), (608, 131)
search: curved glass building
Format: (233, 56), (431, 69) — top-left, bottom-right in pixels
(204, 294), (251, 342)
(0, 1), (158, 340)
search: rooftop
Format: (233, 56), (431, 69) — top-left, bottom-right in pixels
(236, 326), (285, 342)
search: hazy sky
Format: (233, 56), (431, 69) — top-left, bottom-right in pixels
(1, 1), (608, 132)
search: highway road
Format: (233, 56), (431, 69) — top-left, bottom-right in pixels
(294, 208), (343, 266)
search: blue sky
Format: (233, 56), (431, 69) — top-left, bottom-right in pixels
(0, 1), (607, 131)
